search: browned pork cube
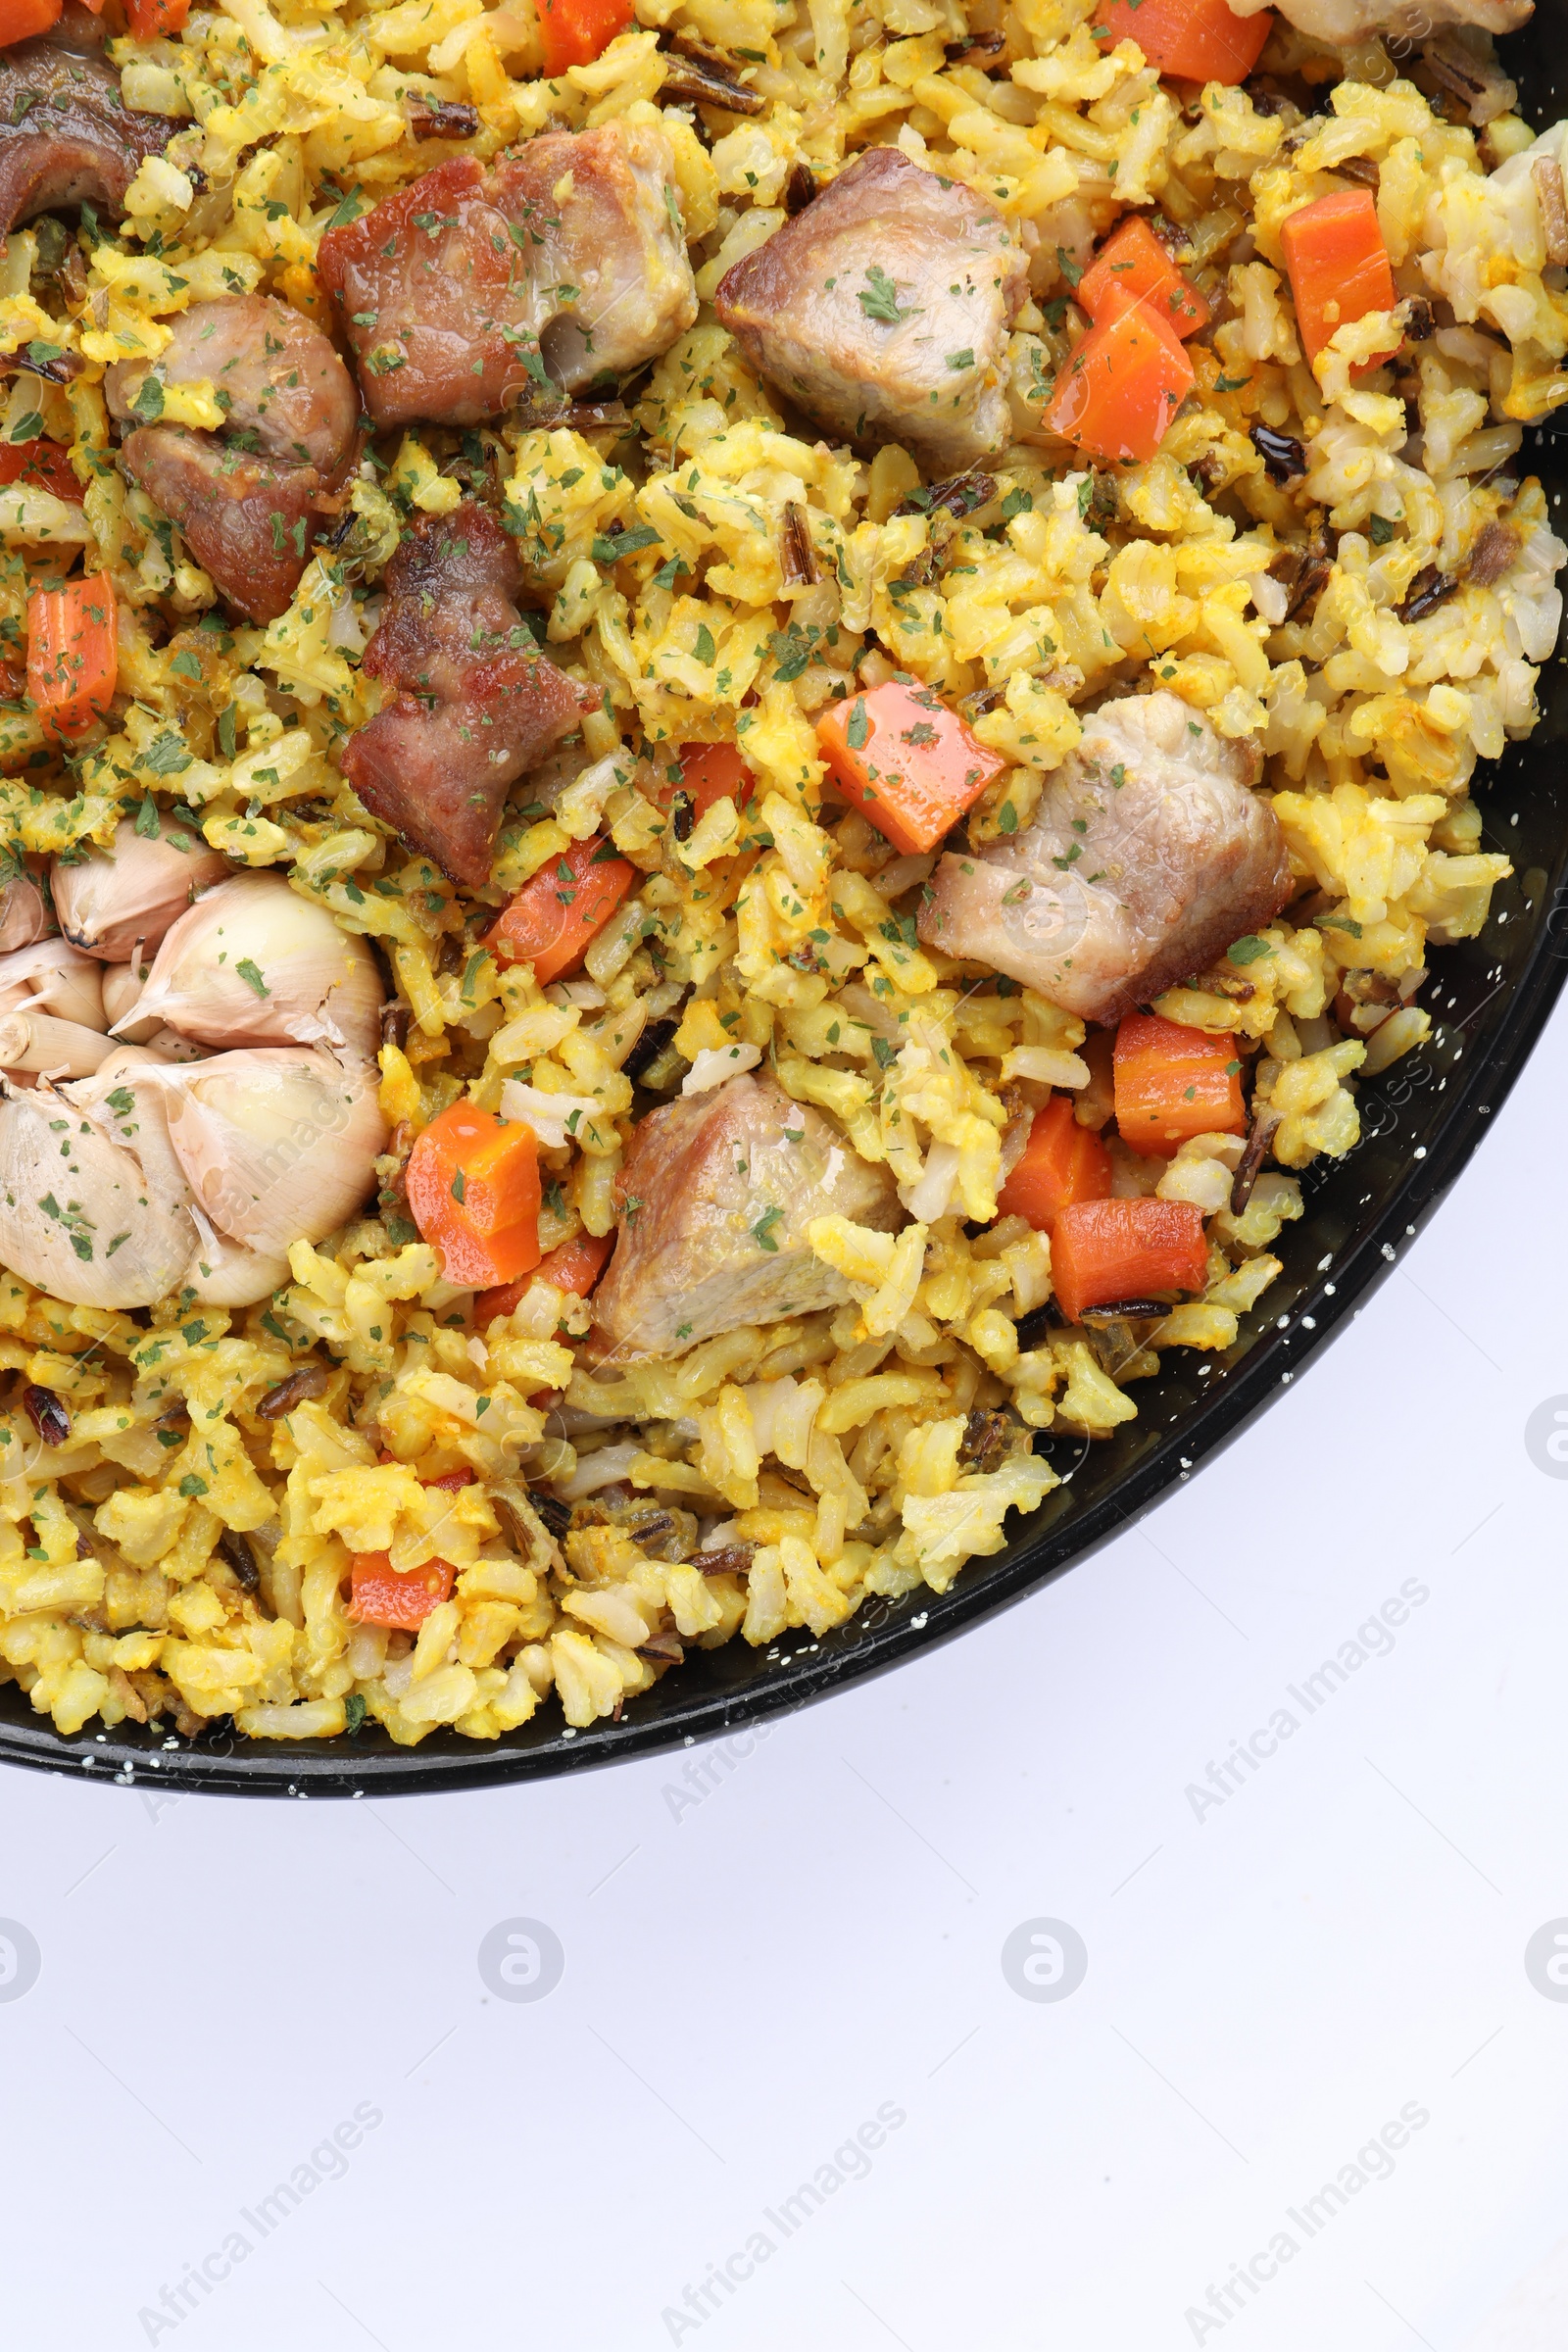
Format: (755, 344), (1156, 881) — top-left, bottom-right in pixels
(0, 4), (172, 231)
(317, 122), (697, 429)
(486, 122), (698, 391)
(108, 296), (359, 624)
(917, 693), (1295, 1022)
(591, 1072), (902, 1361)
(341, 504), (593, 888)
(713, 147), (1029, 471)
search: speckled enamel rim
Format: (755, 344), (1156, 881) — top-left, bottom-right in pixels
(1, 23), (1563, 1797)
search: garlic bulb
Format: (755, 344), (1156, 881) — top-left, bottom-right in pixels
(0, 1044), (361, 1311)
(73, 1058), (196, 1218)
(0, 1074), (198, 1309)
(0, 940), (106, 1030)
(0, 874), (48, 954)
(129, 874), (383, 1058)
(151, 1048), (388, 1257)
(0, 1012), (116, 1076)
(52, 816), (231, 963)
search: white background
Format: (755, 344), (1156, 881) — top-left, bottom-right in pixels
(3, 992), (1566, 2352)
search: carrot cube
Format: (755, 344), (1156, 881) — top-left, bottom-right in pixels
(1052, 1198), (1209, 1324)
(816, 680), (1004, 856)
(1113, 1012), (1246, 1156)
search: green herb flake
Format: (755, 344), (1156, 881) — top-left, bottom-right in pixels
(751, 1203), (785, 1251)
(858, 264), (918, 324)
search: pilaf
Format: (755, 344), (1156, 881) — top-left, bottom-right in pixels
(0, 0), (1560, 1745)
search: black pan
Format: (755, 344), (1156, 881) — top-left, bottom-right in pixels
(3, 20), (1564, 1794)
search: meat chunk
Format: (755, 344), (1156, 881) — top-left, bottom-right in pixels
(0, 4), (172, 233)
(125, 294), (358, 473)
(491, 123), (698, 392)
(713, 147), (1029, 472)
(108, 297), (357, 623)
(115, 441), (323, 626)
(918, 692), (1293, 1023)
(340, 502), (593, 888)
(318, 157), (530, 429)
(316, 122), (697, 431)
(591, 1073), (902, 1361)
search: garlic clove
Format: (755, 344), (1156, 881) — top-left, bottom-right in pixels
(51, 816), (231, 963)
(72, 1060), (198, 1223)
(100, 959), (162, 1044)
(0, 1075), (199, 1309)
(143, 1026), (210, 1063)
(94, 1045), (178, 1080)
(0, 874), (49, 954)
(182, 1229), (292, 1307)
(129, 874), (383, 1059)
(0, 1012), (118, 1076)
(0, 941), (107, 1031)
(151, 1047), (388, 1256)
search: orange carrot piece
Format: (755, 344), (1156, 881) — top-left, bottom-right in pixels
(536, 1227), (613, 1294)
(1052, 1198), (1209, 1325)
(816, 679), (1005, 856)
(535, 0), (631, 74)
(997, 1095), (1114, 1233)
(474, 1228), (613, 1325)
(1044, 287), (1195, 466)
(0, 0), (62, 37)
(1113, 1011), (1245, 1156)
(0, 440), (84, 504)
(1279, 188), (1396, 368)
(352, 1467), (474, 1637)
(1077, 216), (1210, 341)
(423, 1467), (478, 1494)
(26, 577), (117, 741)
(125, 0), (190, 31)
(487, 834), (636, 984)
(349, 1468), (473, 1630)
(405, 1101), (542, 1288)
(1094, 0), (1271, 83)
(349, 1550), (455, 1630)
(661, 741), (753, 825)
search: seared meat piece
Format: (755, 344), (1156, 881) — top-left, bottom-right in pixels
(0, 4), (172, 233)
(918, 692), (1293, 1023)
(126, 295), (358, 474)
(713, 147), (1029, 471)
(318, 157), (530, 429)
(491, 123), (698, 392)
(340, 502), (593, 888)
(591, 1072), (901, 1362)
(109, 296), (357, 623)
(317, 122), (697, 431)
(116, 442), (327, 625)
